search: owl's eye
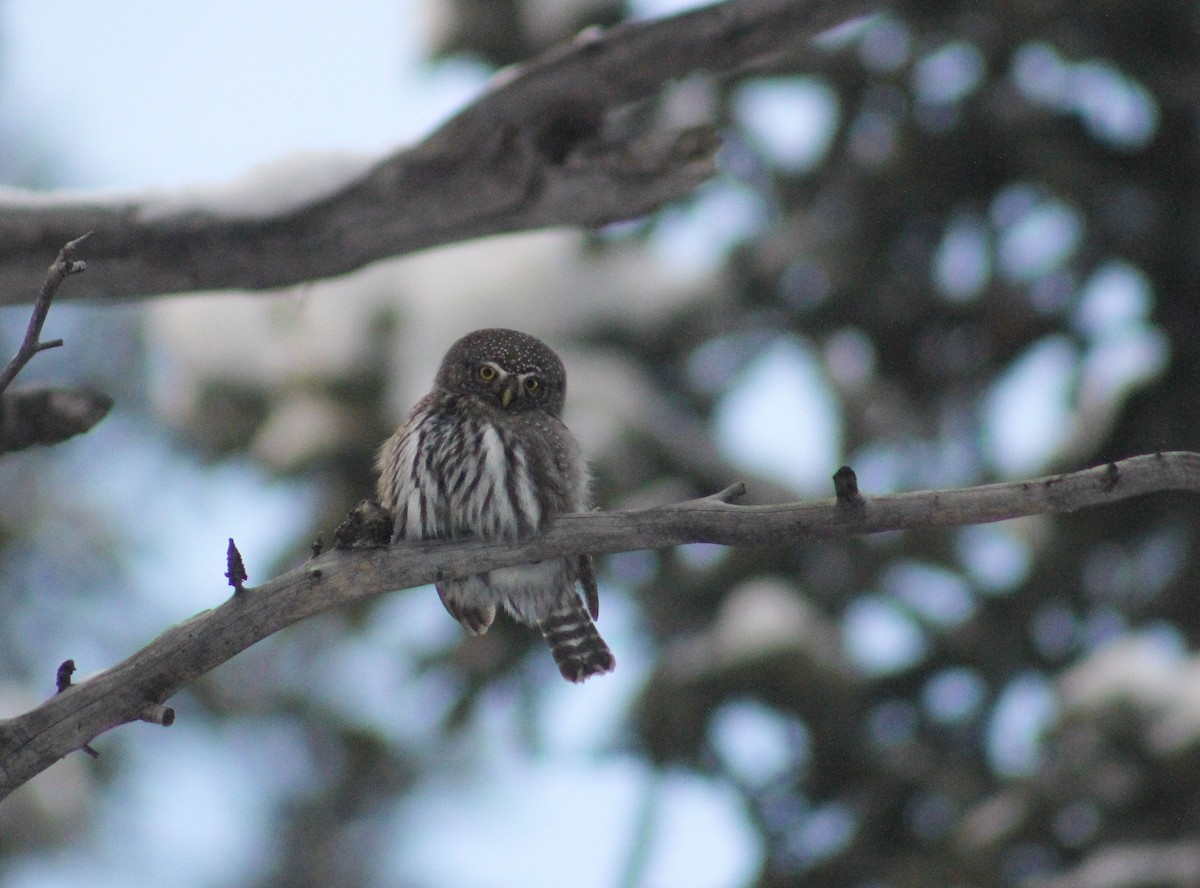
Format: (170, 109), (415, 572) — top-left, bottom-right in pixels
(479, 365), (497, 382)
(524, 376), (540, 392)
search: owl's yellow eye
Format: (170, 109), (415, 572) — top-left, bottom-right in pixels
(524, 376), (540, 392)
(479, 365), (497, 382)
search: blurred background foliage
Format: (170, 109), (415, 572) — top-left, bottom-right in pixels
(2, 1), (1200, 887)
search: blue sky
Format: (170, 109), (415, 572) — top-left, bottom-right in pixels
(1, 0), (479, 188)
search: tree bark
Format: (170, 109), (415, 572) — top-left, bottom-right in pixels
(2, 451), (1195, 799)
(0, 0), (877, 306)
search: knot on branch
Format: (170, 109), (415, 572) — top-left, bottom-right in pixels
(833, 465), (865, 508)
(533, 101), (604, 165)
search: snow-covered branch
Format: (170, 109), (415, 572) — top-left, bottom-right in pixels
(2, 451), (1197, 798)
(0, 0), (876, 306)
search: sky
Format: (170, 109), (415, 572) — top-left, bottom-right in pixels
(0, 0), (479, 189)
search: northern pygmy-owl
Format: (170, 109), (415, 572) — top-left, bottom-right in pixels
(376, 328), (615, 682)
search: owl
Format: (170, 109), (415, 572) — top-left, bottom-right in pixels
(376, 328), (615, 682)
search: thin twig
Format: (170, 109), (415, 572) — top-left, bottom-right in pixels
(0, 233), (92, 397)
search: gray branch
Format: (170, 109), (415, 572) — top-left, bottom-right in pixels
(1, 451), (1196, 798)
(0, 0), (877, 306)
(0, 386), (113, 453)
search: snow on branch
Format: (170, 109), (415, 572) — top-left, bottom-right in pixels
(1, 451), (1197, 798)
(0, 0), (877, 306)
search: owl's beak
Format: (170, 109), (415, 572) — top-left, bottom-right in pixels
(499, 378), (519, 408)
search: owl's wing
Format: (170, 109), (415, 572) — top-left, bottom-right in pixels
(578, 554), (599, 619)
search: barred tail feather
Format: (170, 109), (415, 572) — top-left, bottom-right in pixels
(538, 599), (616, 683)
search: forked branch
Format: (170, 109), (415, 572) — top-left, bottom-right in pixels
(0, 233), (90, 396)
(0, 233), (112, 453)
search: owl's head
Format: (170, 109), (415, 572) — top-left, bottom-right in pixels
(435, 328), (567, 416)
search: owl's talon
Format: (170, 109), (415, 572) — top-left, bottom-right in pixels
(459, 608), (495, 635)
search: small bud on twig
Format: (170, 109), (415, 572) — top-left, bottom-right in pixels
(225, 538), (248, 594)
(55, 659), (76, 694)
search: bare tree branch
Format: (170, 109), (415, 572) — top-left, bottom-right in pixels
(0, 0), (877, 306)
(0, 233), (90, 393)
(0, 386), (113, 453)
(1, 451), (1196, 799)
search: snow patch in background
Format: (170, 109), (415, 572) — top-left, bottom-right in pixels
(983, 335), (1078, 476)
(714, 337), (841, 494)
(733, 77), (839, 173)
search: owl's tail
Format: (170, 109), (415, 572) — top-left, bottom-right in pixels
(538, 597), (616, 683)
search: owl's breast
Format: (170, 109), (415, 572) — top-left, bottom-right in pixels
(379, 400), (575, 543)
